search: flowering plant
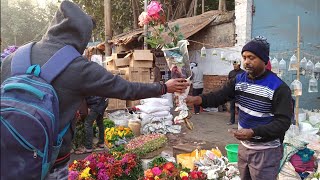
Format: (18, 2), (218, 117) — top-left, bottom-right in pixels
(139, 1), (184, 49)
(69, 152), (143, 180)
(144, 160), (207, 180)
(125, 134), (167, 157)
(104, 126), (134, 148)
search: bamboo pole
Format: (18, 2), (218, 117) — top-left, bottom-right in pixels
(143, 0), (148, 49)
(104, 0), (112, 56)
(295, 16), (300, 127)
(202, 0), (204, 14)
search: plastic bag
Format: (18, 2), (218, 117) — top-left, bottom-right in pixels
(108, 110), (131, 127)
(176, 149), (207, 170)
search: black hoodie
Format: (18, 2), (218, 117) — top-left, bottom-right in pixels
(1, 1), (164, 167)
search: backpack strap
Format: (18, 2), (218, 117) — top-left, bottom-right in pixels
(57, 122), (71, 144)
(40, 45), (81, 83)
(11, 42), (35, 76)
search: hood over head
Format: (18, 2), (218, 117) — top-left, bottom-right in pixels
(40, 1), (93, 53)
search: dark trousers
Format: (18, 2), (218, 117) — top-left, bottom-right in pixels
(238, 144), (283, 180)
(192, 88), (203, 113)
(230, 99), (236, 124)
(84, 111), (104, 149)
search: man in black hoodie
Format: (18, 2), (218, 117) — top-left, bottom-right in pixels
(1, 1), (188, 179)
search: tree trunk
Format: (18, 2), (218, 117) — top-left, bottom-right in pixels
(202, 0), (204, 14)
(131, 0), (139, 29)
(193, 0), (197, 16)
(172, 0), (193, 19)
(104, 0), (112, 56)
(218, 0), (226, 11)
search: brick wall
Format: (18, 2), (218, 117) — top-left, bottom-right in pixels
(203, 75), (228, 94)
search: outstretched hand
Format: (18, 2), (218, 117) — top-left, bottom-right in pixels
(185, 95), (202, 106)
(165, 78), (190, 93)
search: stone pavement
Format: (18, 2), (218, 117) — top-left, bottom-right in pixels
(70, 111), (240, 162)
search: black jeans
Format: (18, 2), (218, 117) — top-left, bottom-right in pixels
(84, 111), (104, 149)
(229, 99), (236, 124)
(192, 88), (203, 113)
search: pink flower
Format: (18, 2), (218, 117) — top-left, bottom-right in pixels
(147, 1), (162, 16)
(138, 12), (151, 26)
(151, 167), (162, 176)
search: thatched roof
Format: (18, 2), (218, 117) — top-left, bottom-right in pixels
(109, 10), (234, 45)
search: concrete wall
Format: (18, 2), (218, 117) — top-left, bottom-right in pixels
(251, 0), (320, 110)
(188, 22), (235, 51)
(235, 0), (253, 47)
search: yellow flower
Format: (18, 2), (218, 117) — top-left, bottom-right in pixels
(180, 171), (188, 178)
(80, 167), (91, 178)
(155, 176), (160, 180)
(73, 160), (77, 164)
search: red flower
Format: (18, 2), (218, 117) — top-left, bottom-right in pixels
(181, 176), (189, 180)
(163, 162), (175, 172)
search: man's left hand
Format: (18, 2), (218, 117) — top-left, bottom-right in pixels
(233, 128), (254, 140)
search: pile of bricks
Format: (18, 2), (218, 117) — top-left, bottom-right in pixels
(203, 75), (228, 94)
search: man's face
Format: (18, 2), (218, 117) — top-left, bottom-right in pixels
(233, 62), (240, 70)
(242, 51), (265, 77)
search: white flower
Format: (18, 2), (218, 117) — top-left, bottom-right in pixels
(207, 169), (219, 179)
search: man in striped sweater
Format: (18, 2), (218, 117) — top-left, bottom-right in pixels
(186, 37), (293, 180)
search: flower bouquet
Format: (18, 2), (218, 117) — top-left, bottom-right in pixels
(104, 126), (134, 148)
(125, 134), (167, 157)
(139, 1), (185, 50)
(69, 152), (143, 180)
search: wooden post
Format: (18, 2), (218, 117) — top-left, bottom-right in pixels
(202, 0), (204, 14)
(104, 0), (112, 56)
(194, 0), (198, 16)
(295, 16), (300, 127)
(143, 0), (148, 49)
(132, 0), (139, 29)
(218, 0), (226, 11)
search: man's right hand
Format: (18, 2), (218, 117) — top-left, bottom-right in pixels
(185, 95), (202, 106)
(165, 78), (190, 93)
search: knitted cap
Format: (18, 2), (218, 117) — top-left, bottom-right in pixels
(241, 36), (270, 64)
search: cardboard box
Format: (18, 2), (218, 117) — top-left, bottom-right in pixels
(105, 56), (118, 70)
(110, 69), (127, 80)
(126, 100), (140, 107)
(107, 98), (127, 110)
(114, 53), (131, 67)
(130, 50), (154, 68)
(119, 67), (153, 83)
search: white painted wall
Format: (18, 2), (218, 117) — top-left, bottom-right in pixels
(235, 0), (253, 47)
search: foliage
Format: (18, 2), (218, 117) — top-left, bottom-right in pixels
(148, 156), (168, 168)
(73, 119), (86, 149)
(1, 0), (57, 51)
(68, 152), (144, 180)
(103, 118), (115, 128)
(72, 0), (135, 39)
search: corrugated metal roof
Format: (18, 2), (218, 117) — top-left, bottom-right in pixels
(109, 10), (234, 45)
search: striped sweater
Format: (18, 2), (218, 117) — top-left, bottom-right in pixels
(200, 70), (292, 144)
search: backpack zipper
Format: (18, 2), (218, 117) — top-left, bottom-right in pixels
(2, 97), (55, 126)
(4, 76), (58, 100)
(1, 108), (49, 162)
